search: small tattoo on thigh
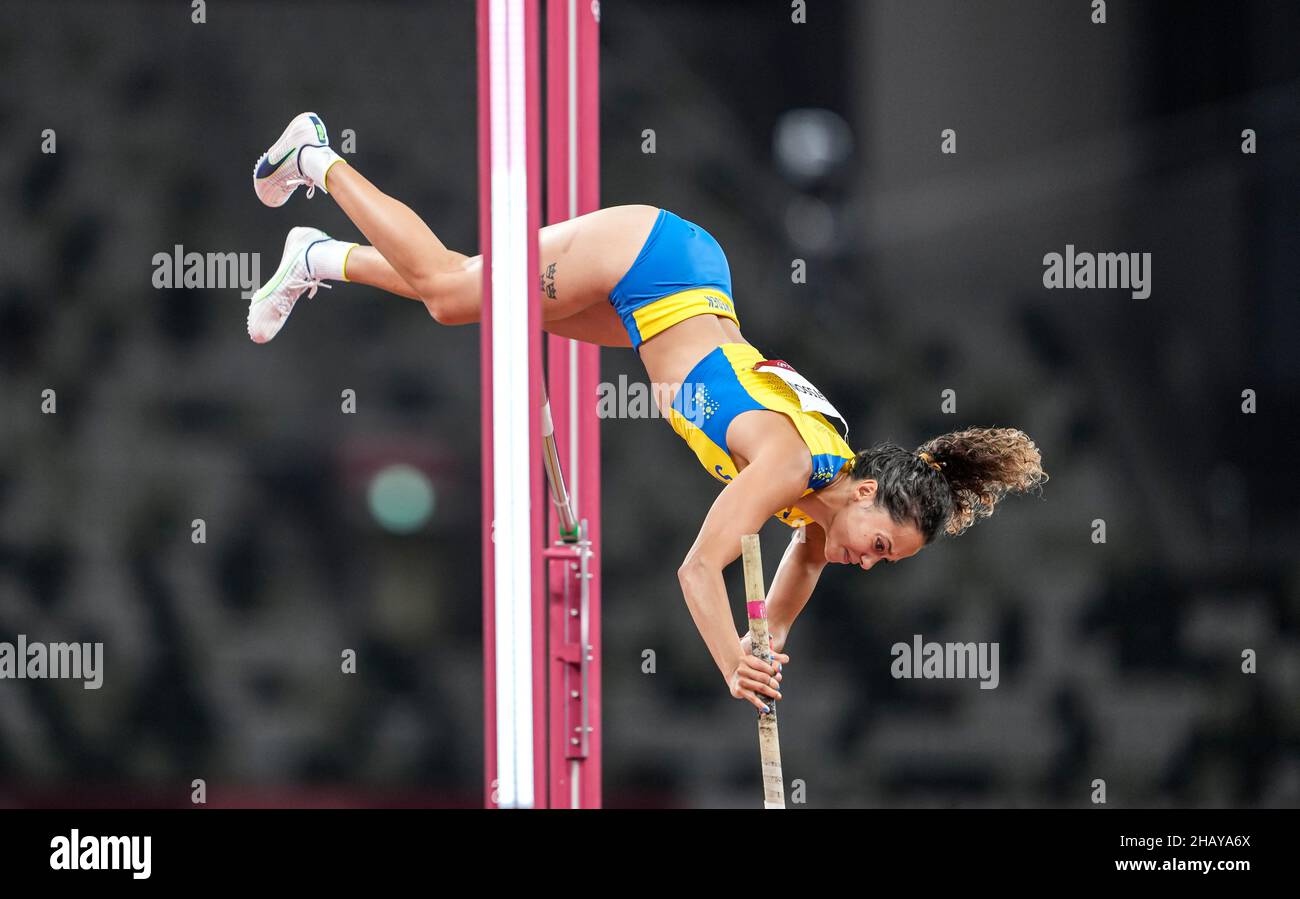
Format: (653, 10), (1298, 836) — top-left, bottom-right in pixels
(540, 262), (557, 299)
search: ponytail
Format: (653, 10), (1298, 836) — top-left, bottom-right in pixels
(850, 427), (1046, 542)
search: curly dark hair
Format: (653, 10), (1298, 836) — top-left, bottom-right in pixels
(847, 427), (1047, 542)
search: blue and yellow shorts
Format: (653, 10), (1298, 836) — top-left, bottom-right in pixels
(608, 208), (738, 349)
(667, 343), (855, 528)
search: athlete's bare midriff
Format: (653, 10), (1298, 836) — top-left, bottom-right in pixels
(639, 312), (749, 412)
(639, 311), (807, 475)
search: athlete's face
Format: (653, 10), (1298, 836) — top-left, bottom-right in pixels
(824, 479), (926, 571)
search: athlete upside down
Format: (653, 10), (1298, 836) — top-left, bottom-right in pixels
(248, 112), (1047, 713)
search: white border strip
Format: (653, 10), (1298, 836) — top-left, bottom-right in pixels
(489, 0), (534, 810)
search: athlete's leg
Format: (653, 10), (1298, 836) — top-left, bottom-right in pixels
(322, 162), (656, 326)
(340, 246), (421, 300)
(323, 164), (470, 295)
(251, 113), (655, 342)
(340, 243), (630, 346)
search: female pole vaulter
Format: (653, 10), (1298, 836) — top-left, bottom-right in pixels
(246, 113), (1047, 713)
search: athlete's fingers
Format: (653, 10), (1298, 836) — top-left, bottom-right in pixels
(742, 655), (778, 678)
(740, 659), (781, 691)
(752, 667), (781, 691)
(739, 688), (773, 712)
(739, 675), (782, 701)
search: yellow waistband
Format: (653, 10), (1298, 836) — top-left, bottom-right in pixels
(631, 287), (739, 343)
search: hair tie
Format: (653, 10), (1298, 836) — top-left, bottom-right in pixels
(918, 450), (944, 473)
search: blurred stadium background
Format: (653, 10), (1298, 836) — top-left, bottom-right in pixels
(0, 0), (1297, 808)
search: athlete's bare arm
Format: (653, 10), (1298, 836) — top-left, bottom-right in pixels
(760, 523), (827, 653)
(676, 419), (808, 711)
